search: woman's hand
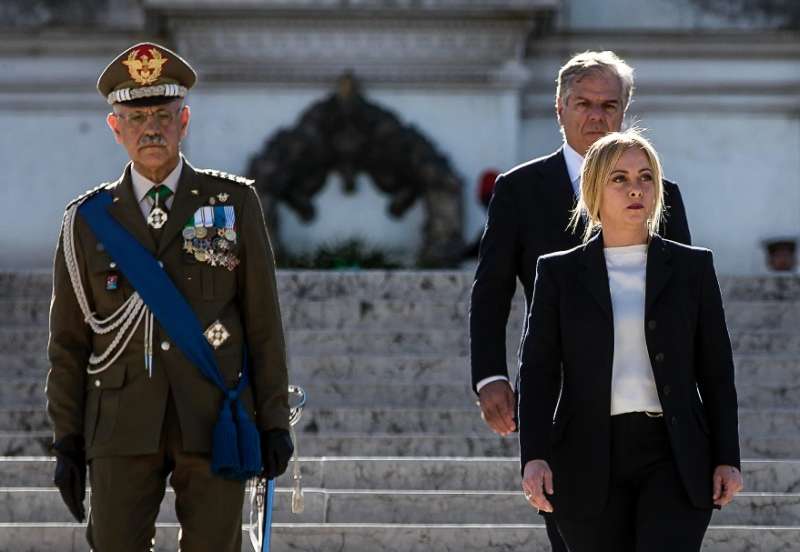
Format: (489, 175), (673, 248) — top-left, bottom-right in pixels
(713, 465), (743, 507)
(522, 459), (554, 512)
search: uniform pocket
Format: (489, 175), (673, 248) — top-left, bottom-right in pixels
(85, 365), (126, 446)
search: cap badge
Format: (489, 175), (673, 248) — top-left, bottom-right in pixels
(123, 46), (168, 86)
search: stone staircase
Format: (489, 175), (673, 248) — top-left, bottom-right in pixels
(1, 270), (799, 551)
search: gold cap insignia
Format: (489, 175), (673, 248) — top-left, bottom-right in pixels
(123, 45), (168, 86)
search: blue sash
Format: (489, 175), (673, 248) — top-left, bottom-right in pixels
(78, 190), (261, 480)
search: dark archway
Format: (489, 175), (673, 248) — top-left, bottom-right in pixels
(247, 73), (464, 267)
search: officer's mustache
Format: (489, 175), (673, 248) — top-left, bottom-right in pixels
(138, 134), (167, 147)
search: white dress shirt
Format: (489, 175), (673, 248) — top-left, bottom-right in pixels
(605, 244), (663, 415)
(561, 141), (584, 197)
(475, 142), (583, 394)
(130, 157), (184, 219)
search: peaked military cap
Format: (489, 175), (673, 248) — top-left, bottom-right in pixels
(97, 42), (197, 105)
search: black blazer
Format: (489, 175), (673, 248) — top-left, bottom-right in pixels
(518, 233), (740, 518)
(469, 148), (692, 390)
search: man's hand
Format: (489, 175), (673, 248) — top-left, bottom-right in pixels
(713, 465), (743, 507)
(478, 380), (516, 436)
(522, 459), (554, 513)
(260, 429), (294, 480)
(52, 434), (86, 522)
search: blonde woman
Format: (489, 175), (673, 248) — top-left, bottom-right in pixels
(518, 130), (742, 551)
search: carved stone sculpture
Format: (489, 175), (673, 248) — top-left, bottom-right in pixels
(247, 73), (465, 267)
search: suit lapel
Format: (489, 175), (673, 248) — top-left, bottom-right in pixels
(540, 148), (584, 242)
(645, 235), (673, 315)
(106, 165), (157, 254)
(578, 232), (613, 323)
(157, 160), (207, 255)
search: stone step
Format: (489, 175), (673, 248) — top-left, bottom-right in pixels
(0, 522), (798, 551)
(1, 487), (797, 526)
(6, 352), (799, 388)
(3, 405), (796, 440)
(9, 326), (800, 357)
(0, 297), (481, 331)
(3, 432), (799, 459)
(8, 374), (798, 410)
(8, 295), (800, 331)
(6, 270), (800, 301)
(0, 487), (317, 524)
(2, 457), (798, 492)
(0, 271), (475, 301)
(0, 272), (52, 299)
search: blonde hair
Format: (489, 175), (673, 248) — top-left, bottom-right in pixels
(556, 51), (634, 111)
(569, 129), (664, 243)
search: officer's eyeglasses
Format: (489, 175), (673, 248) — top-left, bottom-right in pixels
(114, 108), (182, 128)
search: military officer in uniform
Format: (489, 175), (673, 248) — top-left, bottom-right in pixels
(46, 43), (294, 551)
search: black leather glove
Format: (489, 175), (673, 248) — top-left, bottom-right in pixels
(52, 434), (86, 522)
(260, 429), (294, 480)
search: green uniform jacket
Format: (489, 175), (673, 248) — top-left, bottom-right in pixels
(46, 160), (290, 459)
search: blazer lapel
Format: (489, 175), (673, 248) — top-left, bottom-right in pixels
(645, 235), (673, 315)
(578, 232), (613, 323)
(106, 165), (157, 254)
(157, 160), (207, 255)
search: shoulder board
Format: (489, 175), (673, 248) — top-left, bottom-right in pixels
(65, 182), (113, 210)
(197, 168), (254, 187)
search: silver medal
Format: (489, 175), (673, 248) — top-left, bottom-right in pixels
(147, 207), (168, 229)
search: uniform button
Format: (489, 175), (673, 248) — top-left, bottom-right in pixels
(161, 341), (171, 351)
(648, 320), (657, 330)
(655, 353), (665, 363)
(158, 261), (164, 268)
(94, 380), (101, 387)
(663, 385), (671, 396)
(671, 416), (678, 426)
(109, 262), (117, 269)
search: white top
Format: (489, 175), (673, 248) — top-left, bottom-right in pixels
(562, 141), (584, 197)
(605, 244), (662, 415)
(130, 157), (183, 219)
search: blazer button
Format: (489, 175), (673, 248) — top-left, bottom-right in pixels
(655, 353), (665, 363)
(161, 341), (171, 351)
(671, 416), (678, 426)
(109, 261), (117, 269)
(663, 385), (671, 396)
(648, 320), (657, 330)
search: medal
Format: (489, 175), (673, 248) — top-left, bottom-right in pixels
(195, 226), (208, 239)
(224, 229), (237, 242)
(217, 193), (229, 202)
(182, 227), (196, 240)
(204, 320), (231, 349)
(147, 207), (168, 229)
(194, 249), (209, 262)
(146, 188), (169, 229)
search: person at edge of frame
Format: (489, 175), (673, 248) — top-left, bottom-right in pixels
(468, 50), (692, 552)
(46, 42), (293, 552)
(519, 129), (743, 551)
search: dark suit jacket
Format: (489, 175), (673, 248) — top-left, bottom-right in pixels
(518, 232), (740, 518)
(469, 148), (692, 390)
(47, 160), (290, 459)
